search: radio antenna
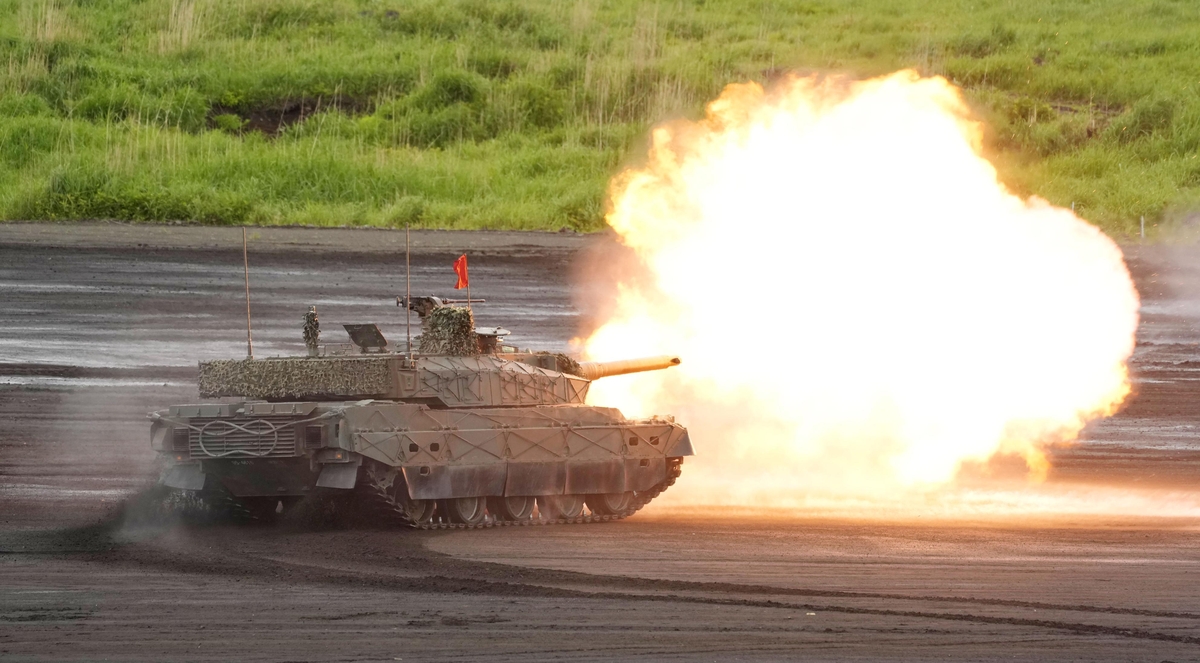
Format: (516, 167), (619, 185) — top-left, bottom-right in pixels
(242, 227), (254, 359)
(405, 224), (412, 358)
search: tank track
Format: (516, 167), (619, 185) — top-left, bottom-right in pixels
(132, 481), (255, 526)
(355, 458), (683, 530)
(209, 486), (256, 523)
(141, 459), (682, 530)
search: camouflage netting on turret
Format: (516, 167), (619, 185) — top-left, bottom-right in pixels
(536, 351), (582, 377)
(198, 357), (393, 399)
(418, 306), (478, 356)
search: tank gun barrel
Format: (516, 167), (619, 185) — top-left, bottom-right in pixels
(576, 355), (680, 381)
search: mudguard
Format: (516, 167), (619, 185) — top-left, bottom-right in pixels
(664, 430), (694, 457)
(162, 464), (206, 491)
(316, 463), (359, 489)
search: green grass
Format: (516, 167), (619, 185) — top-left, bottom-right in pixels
(0, 0), (1197, 234)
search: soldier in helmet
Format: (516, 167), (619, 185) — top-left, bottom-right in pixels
(303, 306), (319, 356)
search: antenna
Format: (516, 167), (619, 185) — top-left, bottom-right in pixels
(243, 227), (254, 359)
(464, 254), (473, 313)
(405, 224), (412, 359)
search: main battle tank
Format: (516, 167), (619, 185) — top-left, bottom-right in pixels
(148, 296), (691, 528)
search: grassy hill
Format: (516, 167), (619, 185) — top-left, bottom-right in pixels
(0, 0), (1197, 234)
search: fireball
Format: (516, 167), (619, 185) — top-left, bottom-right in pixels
(582, 70), (1139, 505)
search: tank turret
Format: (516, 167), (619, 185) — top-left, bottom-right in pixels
(197, 299), (681, 406)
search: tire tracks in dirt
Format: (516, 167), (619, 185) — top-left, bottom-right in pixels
(40, 516), (1200, 648)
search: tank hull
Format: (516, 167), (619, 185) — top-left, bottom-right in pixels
(151, 400), (691, 516)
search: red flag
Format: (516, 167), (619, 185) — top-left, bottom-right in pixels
(453, 254), (469, 290)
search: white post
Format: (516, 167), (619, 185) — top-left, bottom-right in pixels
(1140, 216), (1145, 240)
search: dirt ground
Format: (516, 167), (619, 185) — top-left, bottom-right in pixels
(2, 223), (1199, 662)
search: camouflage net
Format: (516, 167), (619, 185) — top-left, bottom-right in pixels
(534, 351), (582, 377)
(198, 357), (393, 399)
(418, 306), (478, 356)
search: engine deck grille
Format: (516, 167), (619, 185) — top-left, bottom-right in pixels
(188, 416), (298, 458)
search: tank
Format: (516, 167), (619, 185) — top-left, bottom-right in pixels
(148, 296), (691, 528)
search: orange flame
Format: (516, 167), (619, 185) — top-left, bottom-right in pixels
(582, 71), (1139, 504)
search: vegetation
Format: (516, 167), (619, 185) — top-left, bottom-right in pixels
(0, 0), (1196, 234)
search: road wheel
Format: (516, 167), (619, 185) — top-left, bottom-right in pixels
(586, 491), (633, 516)
(489, 496), (535, 522)
(443, 496), (487, 525)
(401, 497), (435, 525)
(364, 461), (435, 527)
(538, 494), (585, 519)
(386, 474), (434, 525)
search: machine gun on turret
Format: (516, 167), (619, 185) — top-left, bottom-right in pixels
(397, 295), (487, 318)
